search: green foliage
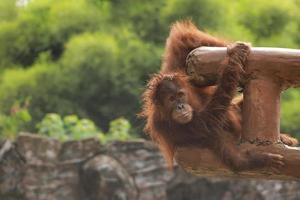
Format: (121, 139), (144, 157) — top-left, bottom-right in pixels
(233, 0), (299, 47)
(107, 117), (132, 140)
(36, 113), (66, 140)
(0, 63), (73, 130)
(0, 100), (32, 139)
(0, 0), (104, 68)
(0, 0), (52, 67)
(99, 117), (136, 143)
(37, 113), (134, 142)
(58, 32), (144, 129)
(0, 0), (17, 22)
(37, 113), (101, 141)
(162, 0), (226, 30)
(241, 6), (290, 38)
(0, 30), (160, 131)
(281, 89), (300, 139)
(109, 0), (167, 43)
(47, 0), (104, 58)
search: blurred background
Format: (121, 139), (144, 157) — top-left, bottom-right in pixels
(0, 0), (300, 141)
(2, 0), (300, 200)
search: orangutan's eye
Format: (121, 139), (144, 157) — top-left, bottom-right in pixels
(178, 91), (184, 98)
(169, 96), (175, 102)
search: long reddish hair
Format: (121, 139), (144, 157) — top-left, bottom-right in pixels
(140, 73), (202, 168)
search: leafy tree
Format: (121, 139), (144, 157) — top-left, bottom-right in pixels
(281, 89), (300, 139)
(0, 0), (17, 22)
(162, 0), (226, 31)
(0, 0), (103, 68)
(108, 0), (167, 43)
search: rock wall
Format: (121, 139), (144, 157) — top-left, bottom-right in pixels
(1, 133), (300, 200)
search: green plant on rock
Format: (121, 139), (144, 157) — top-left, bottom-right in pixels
(36, 113), (67, 140)
(37, 113), (135, 143)
(64, 115), (100, 140)
(105, 117), (135, 141)
(37, 113), (101, 141)
(0, 100), (32, 139)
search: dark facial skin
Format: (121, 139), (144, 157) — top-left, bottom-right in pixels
(159, 80), (193, 124)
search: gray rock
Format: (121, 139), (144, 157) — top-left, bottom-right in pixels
(1, 134), (300, 200)
(106, 140), (175, 200)
(16, 133), (61, 164)
(0, 140), (25, 199)
(59, 137), (102, 162)
(20, 161), (81, 200)
(81, 155), (137, 200)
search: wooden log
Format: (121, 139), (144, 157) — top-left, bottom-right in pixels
(186, 46), (300, 141)
(175, 46), (300, 180)
(175, 143), (300, 180)
(186, 47), (300, 88)
(242, 78), (281, 142)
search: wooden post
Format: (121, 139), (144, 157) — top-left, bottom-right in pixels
(242, 77), (281, 142)
(175, 47), (300, 180)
